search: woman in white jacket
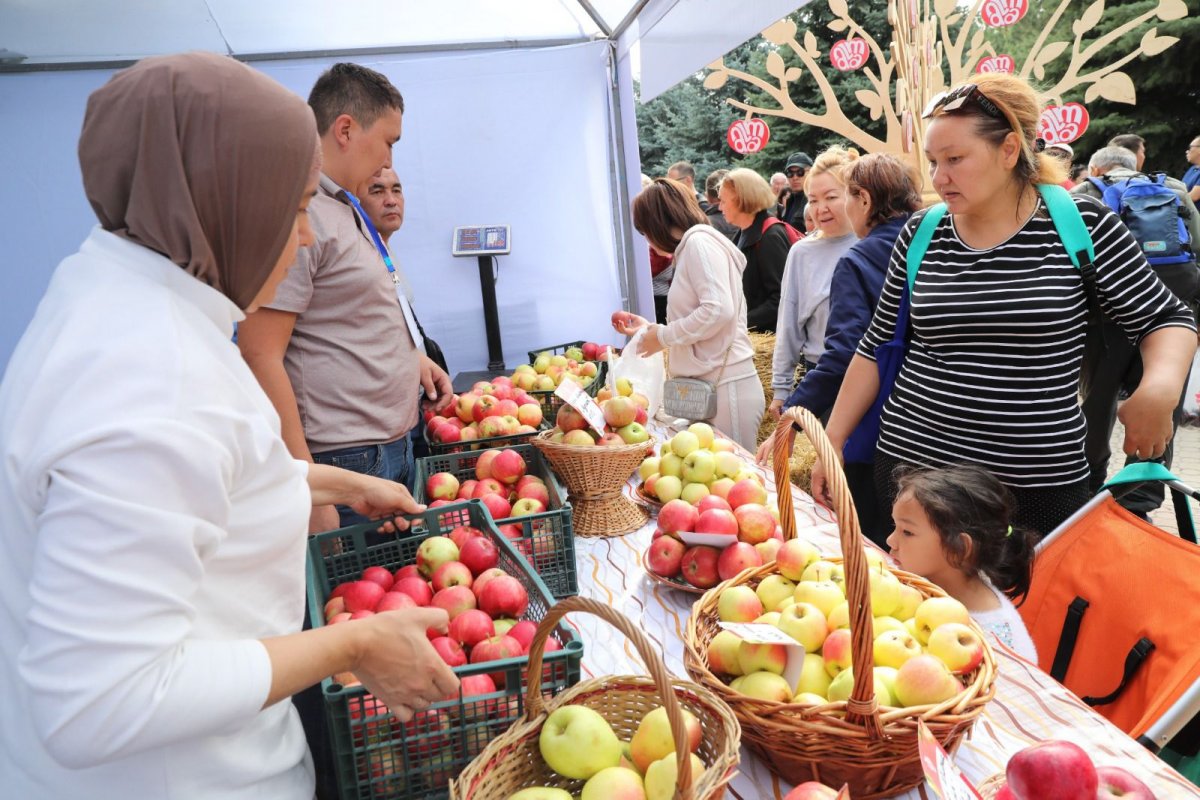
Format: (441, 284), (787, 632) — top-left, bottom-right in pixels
(612, 178), (765, 450)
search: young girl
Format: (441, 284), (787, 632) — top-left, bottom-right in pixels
(886, 463), (1039, 662)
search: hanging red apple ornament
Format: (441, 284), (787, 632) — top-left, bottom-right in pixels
(727, 118), (771, 155)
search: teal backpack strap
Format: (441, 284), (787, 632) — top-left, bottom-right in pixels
(1037, 183), (1095, 269)
(1037, 183), (1103, 319)
(906, 203), (948, 292)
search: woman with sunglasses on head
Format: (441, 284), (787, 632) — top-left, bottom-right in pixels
(810, 73), (1196, 538)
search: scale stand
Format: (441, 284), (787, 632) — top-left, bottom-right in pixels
(452, 225), (512, 374)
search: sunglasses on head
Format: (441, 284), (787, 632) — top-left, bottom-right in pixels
(786, 167), (807, 177)
(922, 83), (1005, 121)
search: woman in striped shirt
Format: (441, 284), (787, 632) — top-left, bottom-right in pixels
(813, 74), (1196, 536)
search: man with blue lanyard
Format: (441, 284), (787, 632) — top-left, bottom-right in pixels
(239, 63), (451, 535)
(1184, 135), (1200, 204)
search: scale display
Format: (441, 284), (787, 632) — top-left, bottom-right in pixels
(452, 225), (511, 256)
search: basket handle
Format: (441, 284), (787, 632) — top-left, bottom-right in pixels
(525, 596), (698, 800)
(771, 408), (883, 739)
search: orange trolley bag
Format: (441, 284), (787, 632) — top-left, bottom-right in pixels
(1018, 462), (1200, 754)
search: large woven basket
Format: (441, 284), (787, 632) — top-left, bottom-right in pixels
(450, 596), (741, 800)
(532, 430), (652, 536)
(682, 407), (997, 798)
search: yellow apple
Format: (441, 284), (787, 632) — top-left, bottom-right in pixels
(644, 753), (705, 800)
(629, 706), (702, 774)
(755, 574), (796, 611)
(539, 705), (622, 779)
(894, 584), (924, 622)
(792, 652), (832, 697)
(793, 580), (844, 618)
(913, 596), (971, 644)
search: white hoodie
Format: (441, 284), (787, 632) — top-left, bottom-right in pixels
(657, 225), (758, 385)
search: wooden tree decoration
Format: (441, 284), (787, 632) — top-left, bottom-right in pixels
(704, 0), (1190, 175)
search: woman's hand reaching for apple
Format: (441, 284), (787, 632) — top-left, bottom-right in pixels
(353, 607), (460, 722)
(611, 310), (649, 337)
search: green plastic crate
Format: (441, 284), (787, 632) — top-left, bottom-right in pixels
(306, 500), (584, 800)
(411, 444), (578, 599)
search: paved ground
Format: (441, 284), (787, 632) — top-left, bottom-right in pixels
(1106, 421), (1200, 536)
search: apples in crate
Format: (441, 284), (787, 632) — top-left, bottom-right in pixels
(425, 376), (546, 445)
(511, 353), (601, 393)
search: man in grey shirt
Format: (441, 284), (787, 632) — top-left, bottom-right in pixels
(239, 63), (451, 534)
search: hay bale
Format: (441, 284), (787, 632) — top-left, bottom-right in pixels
(749, 331), (816, 493)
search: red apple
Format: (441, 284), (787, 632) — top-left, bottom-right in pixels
(556, 404), (588, 432)
(506, 620), (539, 652)
(658, 499), (700, 534)
(431, 561), (474, 592)
(1005, 740), (1098, 800)
(430, 585), (477, 620)
(342, 580), (386, 613)
(475, 449), (501, 480)
(717, 542), (764, 581)
(490, 449), (527, 485)
(472, 478), (505, 498)
(478, 575), (529, 618)
(782, 783), (839, 800)
(430, 636), (468, 667)
(456, 479), (479, 501)
(646, 535), (687, 578)
(329, 582), (353, 600)
(680, 545), (721, 589)
(349, 609), (375, 620)
(449, 524), (484, 551)
(726, 477), (769, 510)
(448, 608), (496, 647)
(459, 536), (500, 576)
(392, 576), (433, 606)
(393, 565), (422, 582)
(425, 471), (461, 502)
(469, 634), (525, 686)
(696, 495), (733, 515)
(1095, 766), (1156, 800)
(360, 565), (395, 591)
(695, 508), (739, 537)
(479, 492), (512, 520)
(493, 398), (519, 418)
(516, 481), (551, 507)
(375, 591), (417, 612)
(472, 395), (500, 422)
(472, 567), (509, 599)
(734, 503), (777, 544)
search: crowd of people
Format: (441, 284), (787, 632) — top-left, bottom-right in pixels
(1, 47), (1198, 799)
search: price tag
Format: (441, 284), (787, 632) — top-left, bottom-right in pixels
(917, 720), (984, 800)
(678, 531), (739, 548)
(719, 622), (808, 689)
(553, 381), (607, 436)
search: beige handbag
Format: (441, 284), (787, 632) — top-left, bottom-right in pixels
(661, 295), (740, 422)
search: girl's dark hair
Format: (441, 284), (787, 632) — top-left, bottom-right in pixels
(894, 463), (1037, 602)
(843, 153), (922, 230)
(631, 178), (710, 254)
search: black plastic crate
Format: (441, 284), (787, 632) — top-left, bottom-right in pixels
(412, 444), (577, 599)
(306, 501), (584, 800)
(421, 417), (546, 457)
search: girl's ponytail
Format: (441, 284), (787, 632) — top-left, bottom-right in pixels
(983, 524), (1038, 603)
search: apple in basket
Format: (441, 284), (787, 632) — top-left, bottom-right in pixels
(539, 704), (623, 780)
(1005, 740), (1098, 800)
(645, 753), (707, 800)
(580, 767), (645, 800)
(926, 622), (985, 674)
(508, 790), (574, 800)
(629, 705), (703, 774)
(893, 654), (961, 708)
(783, 783), (841, 799)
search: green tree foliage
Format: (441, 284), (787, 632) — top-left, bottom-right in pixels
(637, 0), (1197, 182)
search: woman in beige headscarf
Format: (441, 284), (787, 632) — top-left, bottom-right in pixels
(0, 52), (457, 798)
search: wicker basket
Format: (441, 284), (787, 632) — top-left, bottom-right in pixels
(450, 596), (741, 800)
(682, 407), (997, 798)
(532, 430), (652, 536)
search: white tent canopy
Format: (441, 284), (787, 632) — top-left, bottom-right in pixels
(0, 0), (803, 373)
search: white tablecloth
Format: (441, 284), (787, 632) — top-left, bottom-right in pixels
(558, 422), (1199, 799)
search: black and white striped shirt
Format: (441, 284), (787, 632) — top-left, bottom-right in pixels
(857, 194), (1196, 488)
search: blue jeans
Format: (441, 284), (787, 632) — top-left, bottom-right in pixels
(311, 435), (415, 529)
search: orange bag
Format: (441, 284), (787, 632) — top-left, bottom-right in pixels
(1019, 494), (1200, 739)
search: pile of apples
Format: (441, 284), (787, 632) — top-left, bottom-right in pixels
(638, 425), (759, 505)
(425, 448), (553, 520)
(425, 377), (545, 445)
(323, 527), (556, 689)
(705, 540), (989, 710)
(997, 740), (1157, 799)
(644, 486), (780, 590)
(506, 703), (707, 800)
(510, 352), (601, 394)
(545, 386), (653, 447)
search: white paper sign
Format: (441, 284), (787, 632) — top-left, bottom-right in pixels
(719, 623), (808, 690)
(678, 531), (739, 548)
(553, 380), (606, 436)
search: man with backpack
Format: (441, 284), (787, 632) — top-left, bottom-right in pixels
(1073, 145), (1200, 517)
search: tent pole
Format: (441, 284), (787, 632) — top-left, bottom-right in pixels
(606, 42), (641, 316)
(573, 0), (613, 37)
